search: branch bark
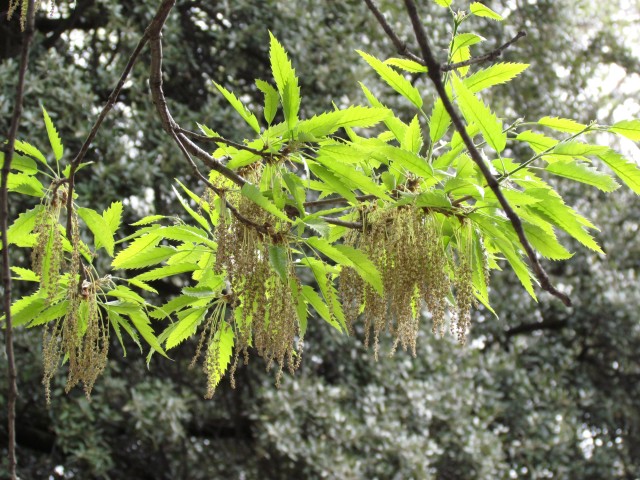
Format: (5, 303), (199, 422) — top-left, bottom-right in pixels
(364, 0), (571, 306)
(2, 3), (36, 477)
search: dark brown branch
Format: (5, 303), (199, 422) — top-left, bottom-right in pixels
(2, 3), (35, 477)
(320, 216), (363, 229)
(64, 12), (153, 239)
(364, 0), (570, 306)
(441, 31), (527, 72)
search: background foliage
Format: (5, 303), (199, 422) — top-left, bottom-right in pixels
(1, 0), (639, 478)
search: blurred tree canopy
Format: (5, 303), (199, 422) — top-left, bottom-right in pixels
(1, 0), (639, 479)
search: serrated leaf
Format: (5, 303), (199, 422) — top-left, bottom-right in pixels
(78, 207), (115, 256)
(213, 82), (260, 134)
(132, 263), (200, 282)
(415, 190), (452, 208)
(41, 105), (63, 162)
(268, 244), (289, 281)
(382, 146), (434, 179)
(207, 322), (234, 391)
(526, 188), (602, 252)
(7, 173), (44, 197)
(108, 310), (140, 355)
(103, 201), (123, 235)
(598, 150), (640, 194)
(130, 215), (166, 226)
(107, 285), (146, 304)
(432, 0), (452, 6)
(522, 222), (573, 260)
(29, 300), (69, 327)
(255, 79), (279, 125)
(360, 82), (409, 142)
(165, 308), (208, 350)
(314, 156), (390, 200)
(463, 62), (529, 93)
(0, 153), (38, 174)
(150, 295), (197, 320)
(384, 57), (428, 73)
(300, 285), (342, 331)
(4, 205), (42, 248)
(10, 266), (39, 281)
(538, 116), (587, 134)
(125, 309), (168, 358)
(12, 296), (48, 327)
(172, 185), (210, 231)
(452, 74), (506, 153)
(282, 78), (301, 131)
(357, 50), (423, 109)
(429, 97), (451, 144)
(403, 115), (423, 154)
(269, 32), (300, 131)
(118, 246), (177, 270)
(128, 279), (158, 294)
(303, 218), (331, 237)
(240, 183), (291, 222)
(334, 244), (383, 295)
(609, 119), (640, 141)
(546, 161), (619, 192)
(298, 106), (390, 138)
(112, 234), (162, 269)
(13, 139), (47, 165)
(470, 2), (503, 20)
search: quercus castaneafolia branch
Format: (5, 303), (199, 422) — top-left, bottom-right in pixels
(363, 0), (572, 307)
(2, 2), (36, 477)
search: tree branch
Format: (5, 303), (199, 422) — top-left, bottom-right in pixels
(364, 0), (571, 306)
(2, 3), (35, 477)
(441, 31), (526, 72)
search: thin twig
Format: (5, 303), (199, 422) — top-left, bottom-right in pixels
(2, 3), (36, 477)
(364, 0), (571, 306)
(64, 10), (153, 239)
(177, 127), (281, 159)
(320, 216), (363, 229)
(441, 31), (527, 72)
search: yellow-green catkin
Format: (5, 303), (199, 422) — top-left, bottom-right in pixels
(453, 221), (475, 345)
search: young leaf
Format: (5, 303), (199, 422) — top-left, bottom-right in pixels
(357, 50), (423, 109)
(470, 2), (504, 21)
(171, 185), (210, 231)
(268, 244), (289, 281)
(103, 201), (123, 235)
(10, 266), (39, 282)
(429, 97), (451, 144)
(207, 322), (235, 390)
(125, 308), (169, 358)
(314, 156), (391, 200)
(308, 163), (358, 204)
(608, 119), (640, 141)
(132, 263), (200, 282)
(382, 145), (434, 179)
(269, 32), (300, 131)
(4, 205), (42, 248)
(403, 115), (424, 154)
(256, 79), (279, 124)
(432, 0), (452, 7)
(115, 246), (177, 270)
(13, 139), (47, 165)
(112, 234), (162, 269)
(452, 75), (506, 153)
(598, 150), (640, 194)
(384, 57), (428, 73)
(29, 300), (69, 327)
(0, 152), (38, 174)
(538, 116), (587, 134)
(213, 82), (260, 134)
(297, 106), (390, 137)
(41, 105), (64, 162)
(546, 161), (619, 192)
(165, 307), (208, 350)
(77, 207), (115, 256)
(300, 285), (342, 332)
(240, 183), (291, 222)
(464, 63), (529, 93)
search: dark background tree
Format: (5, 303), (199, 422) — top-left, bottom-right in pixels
(1, 0), (639, 478)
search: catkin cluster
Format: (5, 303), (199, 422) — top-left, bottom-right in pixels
(211, 182), (302, 391)
(340, 206), (484, 355)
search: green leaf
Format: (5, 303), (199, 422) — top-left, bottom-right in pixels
(452, 74), (506, 153)
(598, 150), (640, 194)
(357, 51), (423, 109)
(78, 207), (115, 256)
(116, 246), (176, 270)
(207, 322), (234, 390)
(103, 201), (123, 235)
(150, 295), (198, 320)
(0, 152), (38, 174)
(240, 183), (291, 222)
(213, 82), (260, 134)
(165, 307), (208, 350)
(256, 79), (279, 124)
(298, 106), (390, 138)
(269, 32), (300, 131)
(432, 0), (452, 6)
(12, 296), (48, 327)
(300, 285), (342, 332)
(538, 116), (587, 134)
(41, 105), (63, 162)
(402, 115), (423, 154)
(13, 139), (47, 165)
(268, 244), (289, 281)
(172, 185), (210, 231)
(360, 82), (409, 142)
(7, 173), (44, 197)
(382, 146), (434, 179)
(132, 263), (200, 282)
(108, 310), (140, 355)
(125, 308), (169, 358)
(415, 190), (452, 208)
(470, 2), (503, 20)
(526, 188), (602, 252)
(5, 205), (42, 248)
(463, 63), (529, 93)
(429, 97), (451, 144)
(29, 300), (69, 327)
(546, 161), (619, 192)
(522, 222), (573, 260)
(130, 215), (166, 226)
(334, 244), (383, 295)
(384, 57), (428, 73)
(609, 119), (640, 141)
(314, 156), (390, 200)
(10, 266), (39, 281)
(112, 234), (162, 269)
